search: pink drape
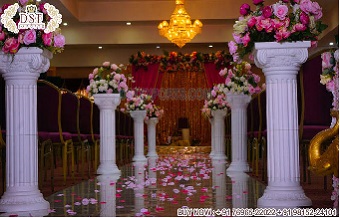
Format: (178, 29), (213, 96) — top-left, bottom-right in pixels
(203, 62), (226, 88)
(132, 63), (164, 99)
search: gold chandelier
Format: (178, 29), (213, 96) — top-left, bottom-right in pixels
(158, 0), (203, 48)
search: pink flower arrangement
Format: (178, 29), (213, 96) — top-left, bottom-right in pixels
(124, 90), (153, 112)
(202, 84), (229, 118)
(230, 0), (328, 59)
(219, 61), (263, 95)
(0, 0), (65, 55)
(320, 49), (339, 109)
(86, 62), (129, 97)
(145, 101), (164, 120)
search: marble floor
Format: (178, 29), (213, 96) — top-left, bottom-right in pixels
(38, 154), (265, 217)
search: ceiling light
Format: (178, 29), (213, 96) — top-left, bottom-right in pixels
(209, 45), (213, 48)
(329, 42), (334, 46)
(156, 46), (160, 49)
(63, 23), (68, 26)
(98, 46), (103, 49)
(158, 0), (203, 48)
(126, 22), (132, 26)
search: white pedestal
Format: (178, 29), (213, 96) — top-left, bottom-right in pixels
(211, 110), (227, 160)
(0, 48), (51, 214)
(94, 93), (121, 175)
(227, 172), (249, 208)
(212, 160), (226, 209)
(131, 110), (147, 162)
(209, 118), (215, 157)
(254, 41), (312, 208)
(97, 174), (120, 217)
(226, 93), (251, 172)
(145, 118), (158, 158)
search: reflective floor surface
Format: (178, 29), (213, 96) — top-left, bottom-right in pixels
(42, 154), (265, 217)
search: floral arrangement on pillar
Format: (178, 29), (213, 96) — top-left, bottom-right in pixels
(320, 49), (339, 210)
(145, 101), (164, 120)
(86, 62), (129, 97)
(0, 0), (65, 55)
(320, 49), (339, 109)
(201, 83), (229, 118)
(124, 90), (152, 112)
(229, 0), (327, 60)
(219, 61), (263, 95)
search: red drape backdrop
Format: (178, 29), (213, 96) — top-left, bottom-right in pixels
(132, 63), (164, 99)
(203, 62), (227, 88)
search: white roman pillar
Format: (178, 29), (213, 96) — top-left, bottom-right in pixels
(131, 110), (147, 162)
(254, 41), (312, 208)
(226, 93), (251, 172)
(94, 93), (121, 175)
(211, 110), (227, 160)
(0, 47), (51, 214)
(209, 118), (215, 157)
(145, 117), (158, 158)
(97, 174), (120, 217)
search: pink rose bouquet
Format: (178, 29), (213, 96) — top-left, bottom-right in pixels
(230, 0), (328, 59)
(86, 62), (129, 97)
(124, 90), (153, 112)
(202, 84), (229, 118)
(0, 0), (65, 55)
(220, 61), (263, 95)
(145, 101), (164, 120)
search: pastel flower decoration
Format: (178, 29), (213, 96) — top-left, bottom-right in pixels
(42, 33), (53, 46)
(53, 34), (66, 48)
(23, 29), (36, 45)
(2, 37), (20, 54)
(262, 6), (273, 18)
(239, 3), (251, 16)
(273, 3), (289, 20)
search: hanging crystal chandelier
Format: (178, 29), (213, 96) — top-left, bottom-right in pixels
(158, 0), (203, 48)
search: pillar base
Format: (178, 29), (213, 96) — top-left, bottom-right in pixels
(97, 161), (121, 175)
(227, 161), (249, 172)
(211, 154), (227, 161)
(133, 155), (147, 162)
(0, 189), (49, 214)
(146, 152), (158, 158)
(257, 186), (312, 208)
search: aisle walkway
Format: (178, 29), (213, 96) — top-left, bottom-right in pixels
(45, 154), (265, 216)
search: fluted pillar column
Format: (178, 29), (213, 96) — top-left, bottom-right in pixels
(209, 118), (215, 157)
(211, 110), (227, 160)
(145, 118), (158, 158)
(254, 41), (312, 208)
(131, 110), (147, 162)
(94, 93), (121, 175)
(226, 93), (251, 172)
(97, 174), (120, 217)
(0, 48), (51, 214)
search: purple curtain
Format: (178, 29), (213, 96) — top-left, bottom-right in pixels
(132, 63), (164, 99)
(203, 63), (226, 88)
